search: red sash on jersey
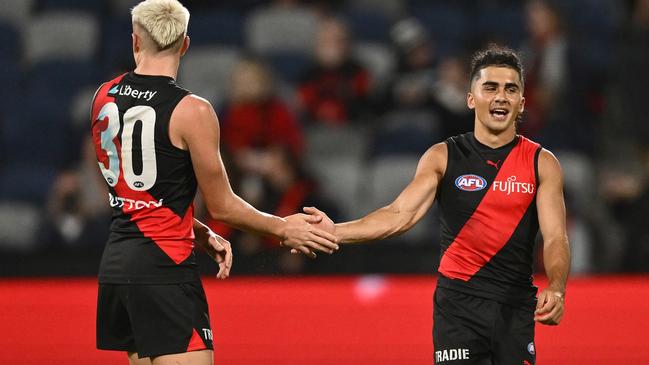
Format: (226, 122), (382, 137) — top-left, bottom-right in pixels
(439, 136), (539, 281)
(92, 73), (195, 265)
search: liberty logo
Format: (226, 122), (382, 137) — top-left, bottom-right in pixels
(108, 84), (157, 101)
(486, 160), (501, 170)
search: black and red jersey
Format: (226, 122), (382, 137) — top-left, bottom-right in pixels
(436, 132), (542, 306)
(91, 72), (197, 284)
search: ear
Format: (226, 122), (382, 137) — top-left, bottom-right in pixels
(519, 96), (525, 114)
(180, 35), (190, 57)
(467, 92), (475, 110)
(132, 33), (140, 53)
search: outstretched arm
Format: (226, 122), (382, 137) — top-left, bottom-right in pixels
(534, 149), (571, 325)
(334, 143), (447, 244)
(171, 95), (338, 256)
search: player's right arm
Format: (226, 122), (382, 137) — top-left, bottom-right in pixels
(333, 142), (447, 244)
(171, 95), (339, 256)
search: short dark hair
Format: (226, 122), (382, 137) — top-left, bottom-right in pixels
(469, 45), (524, 89)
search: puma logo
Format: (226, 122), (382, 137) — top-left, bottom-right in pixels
(486, 160), (501, 170)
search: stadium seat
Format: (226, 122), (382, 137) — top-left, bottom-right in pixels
(0, 59), (23, 108)
(99, 16), (135, 73)
(24, 11), (99, 65)
(28, 60), (101, 97)
(177, 46), (241, 106)
(347, 0), (406, 19)
(0, 22), (22, 62)
(0, 0), (33, 28)
(265, 51), (310, 84)
(345, 10), (392, 43)
(369, 110), (442, 158)
(245, 5), (318, 55)
(2, 95), (71, 167)
(188, 11), (245, 46)
(364, 156), (432, 244)
(353, 42), (395, 90)
(304, 125), (370, 218)
(475, 3), (525, 49)
(412, 3), (469, 57)
(37, 0), (107, 13)
(0, 202), (41, 250)
(0, 164), (57, 204)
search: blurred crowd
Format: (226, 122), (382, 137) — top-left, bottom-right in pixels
(0, 0), (648, 276)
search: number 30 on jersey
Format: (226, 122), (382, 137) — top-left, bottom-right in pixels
(96, 102), (157, 191)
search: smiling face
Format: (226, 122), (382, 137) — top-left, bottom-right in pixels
(467, 66), (525, 135)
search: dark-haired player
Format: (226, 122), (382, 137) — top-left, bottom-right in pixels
(91, 1), (338, 364)
(307, 45), (570, 364)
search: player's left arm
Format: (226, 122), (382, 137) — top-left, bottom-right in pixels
(193, 218), (232, 279)
(534, 149), (571, 325)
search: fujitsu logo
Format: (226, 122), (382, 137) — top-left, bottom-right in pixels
(491, 176), (535, 195)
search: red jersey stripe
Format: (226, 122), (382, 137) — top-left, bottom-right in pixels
(439, 136), (539, 281)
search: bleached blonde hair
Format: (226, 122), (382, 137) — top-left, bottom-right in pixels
(131, 0), (190, 51)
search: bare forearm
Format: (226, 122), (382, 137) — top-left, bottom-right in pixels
(335, 205), (413, 244)
(207, 193), (285, 239)
(543, 236), (571, 294)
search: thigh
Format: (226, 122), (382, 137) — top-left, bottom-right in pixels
(152, 349), (213, 365)
(492, 304), (536, 365)
(433, 288), (493, 365)
(97, 284), (136, 352)
(126, 281), (214, 359)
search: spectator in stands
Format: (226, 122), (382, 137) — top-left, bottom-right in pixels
(519, 0), (569, 141)
(221, 57), (304, 205)
(40, 138), (110, 248)
(297, 17), (371, 125)
(204, 145), (339, 274)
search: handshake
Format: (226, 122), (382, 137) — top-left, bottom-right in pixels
(281, 206), (338, 259)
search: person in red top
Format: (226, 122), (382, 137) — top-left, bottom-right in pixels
(297, 17), (371, 125)
(222, 58), (303, 164)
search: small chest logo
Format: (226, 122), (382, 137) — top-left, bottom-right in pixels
(455, 174), (487, 191)
(527, 342), (535, 355)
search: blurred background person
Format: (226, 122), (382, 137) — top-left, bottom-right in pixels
(297, 17), (372, 125)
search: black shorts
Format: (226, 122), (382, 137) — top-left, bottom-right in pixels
(433, 287), (536, 365)
(96, 281), (214, 358)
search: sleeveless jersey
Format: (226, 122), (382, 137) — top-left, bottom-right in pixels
(436, 132), (542, 306)
(91, 72), (197, 284)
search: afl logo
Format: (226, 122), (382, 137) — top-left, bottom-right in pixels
(455, 174), (487, 191)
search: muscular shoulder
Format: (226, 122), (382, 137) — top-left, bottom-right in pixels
(538, 148), (563, 184)
(418, 142), (448, 177)
(174, 94), (216, 122)
(170, 94), (220, 150)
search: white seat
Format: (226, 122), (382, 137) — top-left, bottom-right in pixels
(24, 11), (99, 65)
(347, 0), (405, 18)
(0, 0), (33, 28)
(308, 157), (364, 219)
(364, 156), (432, 244)
(246, 6), (318, 55)
(177, 46), (241, 106)
(353, 42), (396, 90)
(305, 125), (369, 163)
(0, 202), (41, 251)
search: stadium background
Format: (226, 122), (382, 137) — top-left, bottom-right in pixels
(0, 0), (648, 363)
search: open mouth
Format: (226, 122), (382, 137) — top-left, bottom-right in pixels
(490, 108), (510, 121)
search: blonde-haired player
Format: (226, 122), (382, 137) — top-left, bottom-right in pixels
(92, 1), (339, 364)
